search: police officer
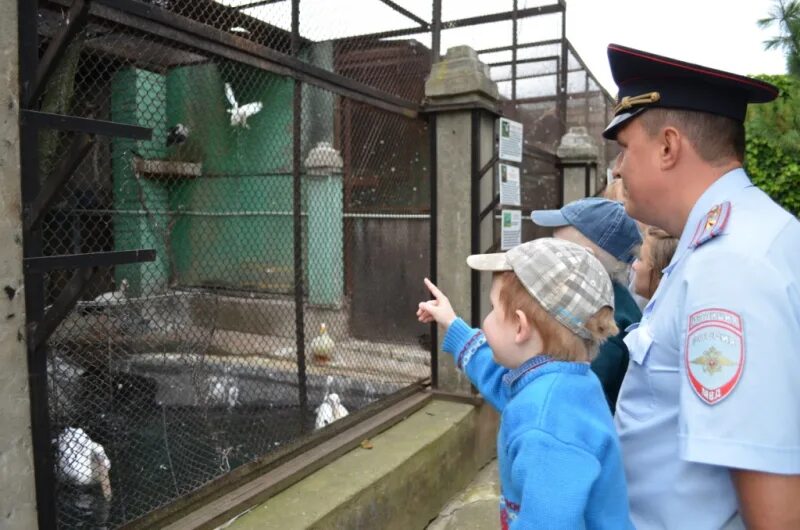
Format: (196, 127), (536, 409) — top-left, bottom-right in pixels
(603, 44), (800, 529)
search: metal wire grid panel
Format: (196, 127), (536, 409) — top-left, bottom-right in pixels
(482, 26), (616, 243)
(22, 1), (616, 528)
(30, 2), (432, 528)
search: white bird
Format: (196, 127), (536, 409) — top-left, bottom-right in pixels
(227, 384), (240, 409)
(309, 322), (335, 365)
(56, 427), (112, 501)
(208, 375), (239, 409)
(92, 278), (128, 306)
(224, 82), (263, 129)
(315, 393), (349, 430)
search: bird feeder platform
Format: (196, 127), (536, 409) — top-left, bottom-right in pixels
(133, 159), (203, 180)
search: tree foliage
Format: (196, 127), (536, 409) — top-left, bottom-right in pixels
(744, 74), (800, 216)
(758, 0), (800, 76)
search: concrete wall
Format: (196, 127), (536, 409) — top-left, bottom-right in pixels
(435, 112), (475, 393)
(0, 0), (38, 525)
(226, 399), (499, 530)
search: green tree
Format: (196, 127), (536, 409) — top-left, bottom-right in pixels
(758, 0), (800, 76)
(745, 74), (800, 216)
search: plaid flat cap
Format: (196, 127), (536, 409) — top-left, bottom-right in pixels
(467, 238), (613, 339)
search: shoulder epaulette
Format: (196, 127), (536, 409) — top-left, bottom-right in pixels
(690, 201), (731, 249)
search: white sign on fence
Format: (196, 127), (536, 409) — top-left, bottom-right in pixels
(498, 163), (521, 207)
(498, 118), (523, 163)
(501, 209), (522, 250)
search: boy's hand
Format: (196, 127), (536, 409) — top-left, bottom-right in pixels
(417, 278), (457, 330)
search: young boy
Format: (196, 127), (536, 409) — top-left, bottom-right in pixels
(531, 197), (643, 413)
(417, 238), (632, 529)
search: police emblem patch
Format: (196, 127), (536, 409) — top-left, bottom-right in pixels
(685, 308), (744, 405)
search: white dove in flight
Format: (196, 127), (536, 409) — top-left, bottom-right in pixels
(224, 82), (263, 129)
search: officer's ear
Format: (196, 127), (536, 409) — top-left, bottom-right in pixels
(658, 125), (681, 170)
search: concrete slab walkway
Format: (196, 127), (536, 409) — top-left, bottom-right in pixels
(426, 459), (499, 530)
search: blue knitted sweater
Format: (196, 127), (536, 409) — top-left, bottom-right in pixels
(443, 318), (633, 529)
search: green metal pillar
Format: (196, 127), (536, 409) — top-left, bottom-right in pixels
(304, 142), (343, 307)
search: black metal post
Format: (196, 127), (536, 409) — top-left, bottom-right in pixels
(291, 0), (308, 428)
(18, 1), (58, 528)
(584, 71), (590, 128)
(376, 0), (429, 28)
(357, 3), (563, 41)
(470, 110), (481, 328)
(585, 164), (591, 197)
(431, 0), (442, 63)
(558, 7), (568, 138)
(428, 114), (438, 388)
(511, 0), (518, 102)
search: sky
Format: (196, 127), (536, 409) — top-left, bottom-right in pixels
(565, 0), (787, 94)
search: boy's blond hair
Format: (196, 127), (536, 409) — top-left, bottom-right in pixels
(496, 271), (618, 362)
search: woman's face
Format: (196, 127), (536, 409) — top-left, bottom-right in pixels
(632, 237), (655, 299)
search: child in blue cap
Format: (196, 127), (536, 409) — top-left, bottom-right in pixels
(531, 197), (642, 412)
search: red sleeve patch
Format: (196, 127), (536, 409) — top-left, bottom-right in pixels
(685, 308), (745, 405)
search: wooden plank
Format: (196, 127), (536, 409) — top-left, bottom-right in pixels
(134, 158), (203, 178)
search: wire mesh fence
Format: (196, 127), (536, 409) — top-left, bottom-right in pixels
(31, 2), (432, 528)
(22, 1), (614, 528)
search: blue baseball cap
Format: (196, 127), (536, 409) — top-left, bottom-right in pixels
(531, 197), (642, 264)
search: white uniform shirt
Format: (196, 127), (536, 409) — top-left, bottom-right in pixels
(616, 168), (800, 529)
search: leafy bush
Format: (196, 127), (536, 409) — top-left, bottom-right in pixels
(744, 74), (800, 216)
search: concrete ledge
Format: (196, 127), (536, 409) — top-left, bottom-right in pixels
(225, 398), (498, 530)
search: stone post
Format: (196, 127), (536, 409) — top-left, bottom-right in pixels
(425, 46), (499, 393)
(0, 0), (38, 526)
(557, 126), (599, 203)
(304, 141), (344, 307)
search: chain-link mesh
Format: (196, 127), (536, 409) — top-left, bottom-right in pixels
(479, 11), (616, 242)
(34, 2), (432, 527)
(27, 1), (614, 527)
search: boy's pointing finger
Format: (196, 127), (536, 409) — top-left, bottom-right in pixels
(423, 277), (445, 300)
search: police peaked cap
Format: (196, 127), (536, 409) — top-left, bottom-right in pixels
(602, 43), (779, 139)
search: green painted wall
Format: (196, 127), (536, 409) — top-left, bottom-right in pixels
(110, 61), (342, 305)
(111, 68), (169, 295)
(166, 63), (298, 291)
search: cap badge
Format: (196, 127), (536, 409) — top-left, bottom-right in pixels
(613, 91), (661, 114)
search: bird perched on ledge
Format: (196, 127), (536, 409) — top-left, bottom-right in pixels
(309, 322), (335, 365)
(93, 278), (128, 306)
(166, 123), (190, 147)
